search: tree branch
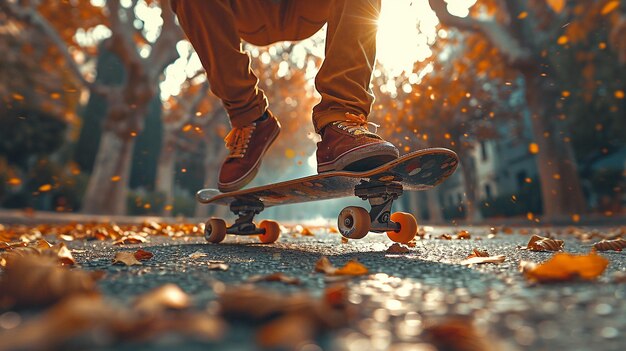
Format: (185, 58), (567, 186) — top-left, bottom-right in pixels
(429, 0), (534, 68)
(0, 1), (109, 94)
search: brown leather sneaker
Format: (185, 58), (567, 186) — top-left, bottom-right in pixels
(218, 111), (280, 192)
(316, 113), (399, 173)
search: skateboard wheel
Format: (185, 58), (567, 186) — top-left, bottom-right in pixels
(386, 212), (418, 243)
(205, 218), (227, 243)
(338, 206), (370, 239)
(258, 220), (280, 244)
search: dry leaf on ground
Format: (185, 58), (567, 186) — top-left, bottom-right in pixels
(113, 251), (142, 266)
(0, 291), (225, 350)
(314, 256), (369, 276)
(460, 255), (505, 265)
(0, 255), (101, 309)
(424, 317), (496, 351)
(466, 248), (489, 259)
(386, 243), (410, 254)
(219, 284), (352, 348)
(247, 273), (301, 285)
(134, 249), (153, 261)
(592, 238), (626, 252)
(189, 251), (208, 259)
(207, 262), (229, 271)
(114, 234), (148, 245)
(439, 233), (452, 240)
(520, 252), (609, 283)
(134, 284), (191, 313)
(256, 313), (316, 349)
(524, 234), (564, 251)
(334, 260), (369, 276)
(314, 256), (337, 274)
(456, 230), (471, 239)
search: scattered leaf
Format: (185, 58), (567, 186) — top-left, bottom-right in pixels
(386, 243), (410, 254)
(334, 260), (369, 276)
(524, 234), (564, 251)
(460, 255), (505, 265)
(314, 256), (337, 274)
(456, 230), (471, 239)
(189, 251), (208, 259)
(424, 318), (495, 351)
(592, 238), (626, 252)
(466, 248), (489, 259)
(314, 256), (368, 276)
(601, 1), (620, 15)
(112, 252), (142, 266)
(547, 0), (565, 14)
(134, 249), (154, 261)
(521, 252), (609, 283)
(207, 262), (229, 271)
(439, 233), (452, 240)
(256, 313), (315, 349)
(134, 284), (191, 313)
(114, 233), (148, 245)
(248, 273), (301, 285)
(0, 255), (101, 309)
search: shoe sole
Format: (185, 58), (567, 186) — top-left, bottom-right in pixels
(218, 125), (280, 193)
(317, 141), (399, 173)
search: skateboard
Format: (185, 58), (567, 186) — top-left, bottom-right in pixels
(196, 148), (459, 244)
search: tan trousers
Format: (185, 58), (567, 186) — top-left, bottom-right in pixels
(171, 0), (381, 132)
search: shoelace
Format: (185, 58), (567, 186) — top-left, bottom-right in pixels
(224, 124), (256, 158)
(333, 113), (380, 135)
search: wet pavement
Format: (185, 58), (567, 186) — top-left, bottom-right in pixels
(52, 223), (626, 351)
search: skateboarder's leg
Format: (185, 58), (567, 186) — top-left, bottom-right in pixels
(171, 0), (267, 128)
(313, 0), (398, 173)
(172, 0), (282, 192)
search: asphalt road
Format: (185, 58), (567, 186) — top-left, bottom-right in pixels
(34, 222), (620, 351)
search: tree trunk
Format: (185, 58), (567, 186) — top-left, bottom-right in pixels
(458, 150), (483, 223)
(426, 187), (443, 224)
(524, 74), (586, 221)
(81, 130), (135, 214)
(155, 139), (176, 216)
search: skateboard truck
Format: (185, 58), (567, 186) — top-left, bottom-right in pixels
(337, 179), (417, 242)
(226, 200), (265, 235)
(204, 198), (282, 244)
(355, 181), (403, 232)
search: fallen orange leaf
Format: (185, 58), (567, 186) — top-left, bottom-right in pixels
(314, 256), (369, 276)
(521, 252), (609, 283)
(466, 248), (489, 259)
(456, 230), (471, 239)
(592, 238), (626, 252)
(134, 284), (190, 313)
(524, 234), (564, 251)
(334, 260), (368, 276)
(114, 234), (148, 245)
(134, 249), (154, 261)
(112, 252), (142, 266)
(386, 243), (410, 254)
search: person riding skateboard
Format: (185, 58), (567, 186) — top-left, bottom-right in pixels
(171, 0), (399, 192)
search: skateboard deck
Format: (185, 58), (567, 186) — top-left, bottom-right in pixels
(197, 148), (458, 207)
(197, 148), (458, 244)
